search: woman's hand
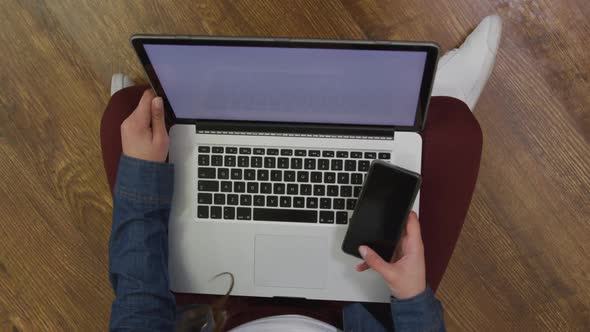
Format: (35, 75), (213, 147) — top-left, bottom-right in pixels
(356, 211), (426, 299)
(121, 89), (169, 162)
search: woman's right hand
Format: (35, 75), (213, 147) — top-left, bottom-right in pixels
(356, 211), (427, 299)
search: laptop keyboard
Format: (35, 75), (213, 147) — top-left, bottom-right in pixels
(196, 146), (391, 224)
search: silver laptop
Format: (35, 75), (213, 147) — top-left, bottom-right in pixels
(132, 36), (439, 303)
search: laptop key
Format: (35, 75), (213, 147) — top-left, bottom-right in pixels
(295, 149), (307, 156)
(351, 173), (363, 184)
(267, 148), (279, 155)
(234, 182), (245, 193)
(198, 206), (209, 218)
(198, 146), (210, 153)
(331, 159), (343, 171)
(336, 211), (348, 224)
(327, 185), (339, 197)
(310, 172), (322, 183)
(364, 152), (377, 159)
(294, 196), (305, 208)
(253, 195), (265, 206)
(320, 198), (331, 209)
(359, 160), (370, 171)
(198, 193), (212, 204)
(337, 173), (349, 184)
(231, 169), (242, 180)
(291, 158), (303, 169)
(287, 184), (298, 195)
(225, 147), (238, 154)
(264, 157), (276, 168)
(244, 169), (256, 180)
(304, 158), (316, 170)
(271, 170), (282, 182)
(260, 182), (272, 194)
(198, 155), (209, 166)
(334, 198), (345, 210)
(198, 180), (219, 192)
(336, 151), (348, 158)
(351, 152), (362, 158)
(212, 147), (224, 153)
(274, 183), (286, 195)
(198, 167), (216, 179)
(257, 170), (269, 181)
(211, 206), (222, 219)
(319, 211), (334, 224)
(251, 157), (263, 168)
(278, 158), (289, 169)
(214, 193), (225, 205)
(297, 171), (309, 182)
(238, 156), (249, 167)
(306, 197), (318, 209)
(280, 149), (293, 156)
(237, 207), (251, 220)
(218, 168), (229, 179)
(221, 181), (232, 192)
(346, 199), (357, 210)
(239, 147), (251, 154)
(247, 182), (259, 193)
(318, 159), (330, 170)
(253, 148), (265, 155)
(266, 195), (278, 207)
(223, 207), (235, 219)
(240, 194), (252, 206)
(308, 150), (320, 157)
(211, 155), (223, 166)
(224, 155), (236, 167)
(227, 194), (239, 205)
(345, 160), (356, 171)
(284, 171), (296, 182)
(354, 186), (362, 197)
(253, 208), (317, 223)
(324, 172), (336, 183)
(313, 185), (325, 196)
(322, 150), (335, 158)
(378, 152), (391, 159)
(341, 186), (352, 197)
(301, 184), (312, 195)
(280, 196), (292, 207)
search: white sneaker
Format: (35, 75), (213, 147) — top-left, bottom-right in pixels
(110, 73), (135, 96)
(431, 15), (502, 110)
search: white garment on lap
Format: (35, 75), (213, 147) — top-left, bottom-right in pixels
(229, 314), (341, 332)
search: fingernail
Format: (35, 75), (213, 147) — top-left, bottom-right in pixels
(154, 97), (163, 109)
(359, 246), (367, 258)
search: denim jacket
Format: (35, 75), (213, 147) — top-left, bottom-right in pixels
(109, 155), (446, 331)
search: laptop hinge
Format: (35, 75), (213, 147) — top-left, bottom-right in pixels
(194, 121), (395, 140)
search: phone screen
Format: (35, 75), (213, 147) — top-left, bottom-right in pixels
(342, 161), (421, 260)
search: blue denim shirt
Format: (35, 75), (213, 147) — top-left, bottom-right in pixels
(109, 155), (446, 331)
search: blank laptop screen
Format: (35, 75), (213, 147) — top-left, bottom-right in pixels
(144, 44), (427, 126)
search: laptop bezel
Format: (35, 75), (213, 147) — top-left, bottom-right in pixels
(131, 35), (439, 133)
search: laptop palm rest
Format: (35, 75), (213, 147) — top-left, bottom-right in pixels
(254, 234), (328, 290)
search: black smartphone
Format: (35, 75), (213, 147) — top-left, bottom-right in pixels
(342, 160), (422, 260)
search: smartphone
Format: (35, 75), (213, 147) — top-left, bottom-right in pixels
(341, 160), (422, 261)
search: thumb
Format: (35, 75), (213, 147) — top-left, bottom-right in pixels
(359, 245), (391, 277)
(151, 97), (167, 141)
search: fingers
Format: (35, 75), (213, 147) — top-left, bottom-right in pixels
(356, 262), (369, 272)
(133, 89), (156, 126)
(358, 245), (392, 277)
(404, 211), (424, 254)
(151, 97), (167, 142)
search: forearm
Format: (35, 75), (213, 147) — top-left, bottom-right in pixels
(109, 155), (176, 331)
(391, 287), (446, 332)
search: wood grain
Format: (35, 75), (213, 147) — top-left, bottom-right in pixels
(1, 0), (589, 330)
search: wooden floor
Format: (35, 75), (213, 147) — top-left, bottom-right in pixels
(1, 0), (589, 330)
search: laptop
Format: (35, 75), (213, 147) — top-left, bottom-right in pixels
(132, 35), (439, 303)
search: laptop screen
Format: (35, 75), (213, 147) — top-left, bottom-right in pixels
(144, 44), (427, 127)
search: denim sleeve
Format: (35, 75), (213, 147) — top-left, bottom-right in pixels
(391, 287), (446, 332)
(109, 155), (176, 332)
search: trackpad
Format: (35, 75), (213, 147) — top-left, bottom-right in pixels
(255, 235), (328, 289)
